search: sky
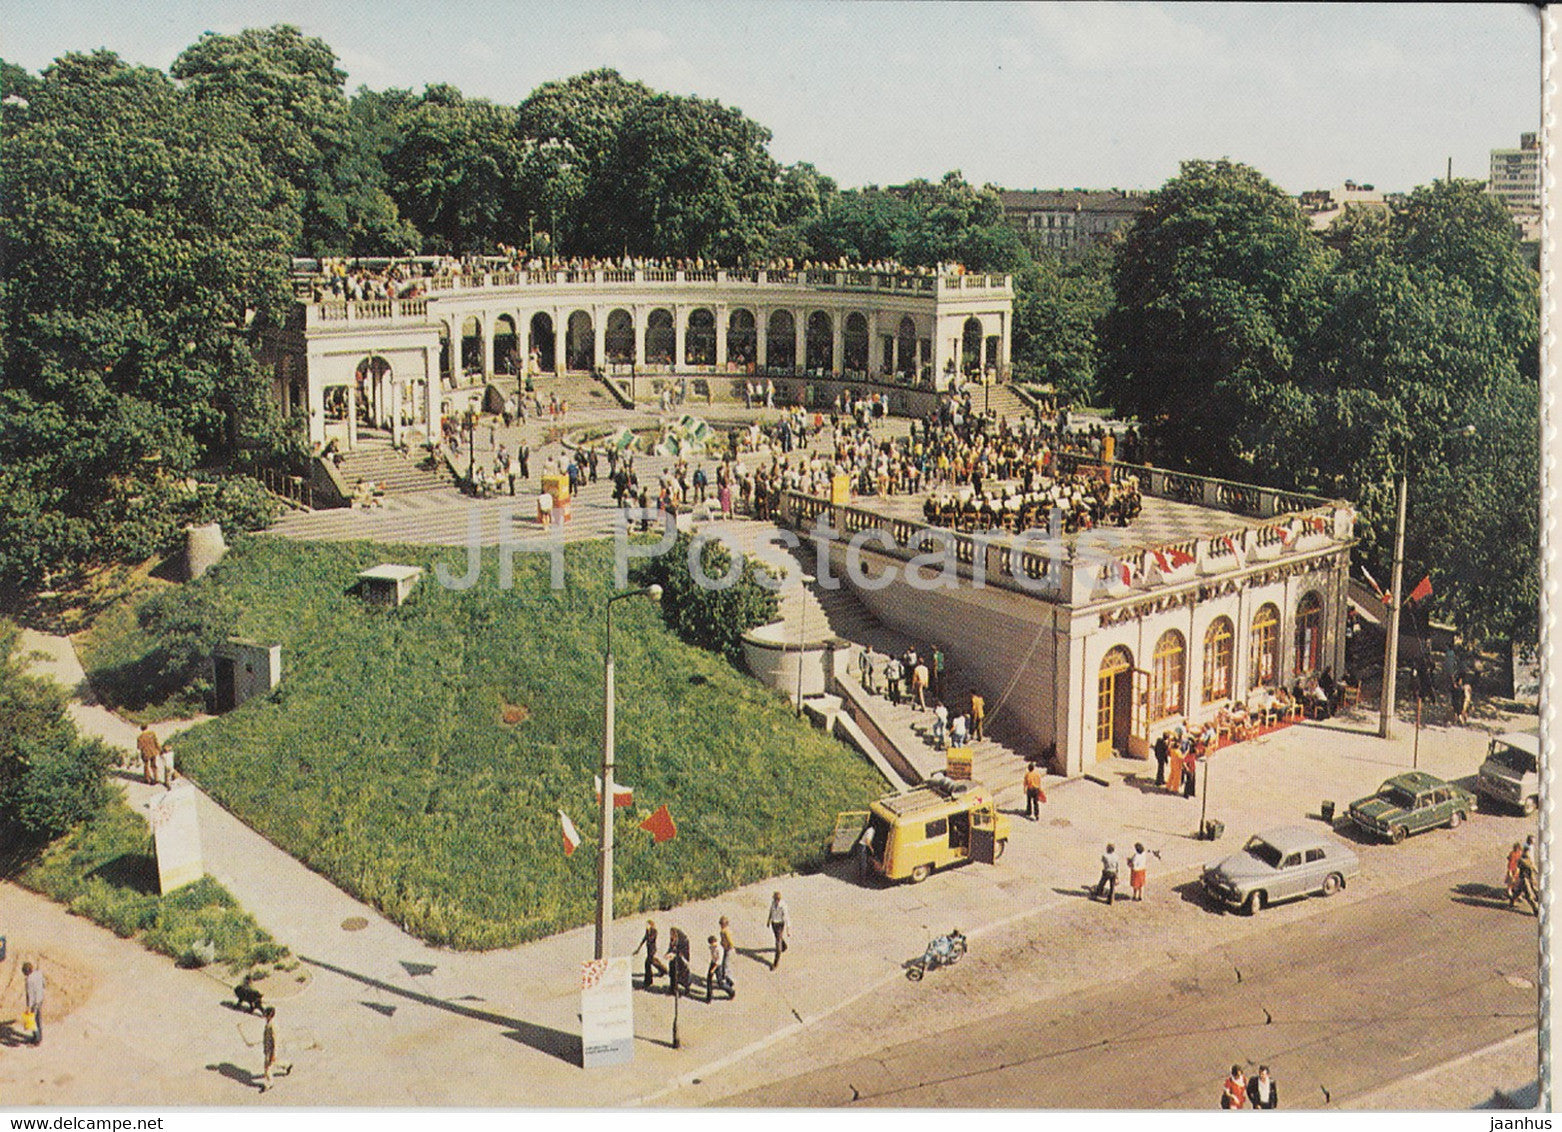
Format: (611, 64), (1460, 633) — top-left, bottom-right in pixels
(0, 1), (1541, 195)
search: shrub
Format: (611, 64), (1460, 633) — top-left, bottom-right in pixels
(190, 476), (282, 536)
(633, 532), (780, 665)
(12, 735), (114, 840)
(136, 581), (239, 690)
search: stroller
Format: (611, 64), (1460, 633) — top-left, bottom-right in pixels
(906, 929), (967, 981)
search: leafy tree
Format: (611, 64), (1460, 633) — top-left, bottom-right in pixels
(382, 84), (525, 253)
(137, 581), (241, 692)
(1010, 242), (1114, 400)
(0, 49), (297, 594)
(172, 25), (412, 255)
(586, 93), (783, 261)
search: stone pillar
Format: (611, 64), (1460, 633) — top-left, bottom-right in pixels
(866, 311), (880, 376)
(793, 309), (806, 374)
(891, 334), (901, 377)
(425, 346), (440, 441)
(346, 380), (359, 451)
(390, 372), (403, 447)
(674, 307), (688, 370)
(756, 309), (769, 370)
(449, 318), (462, 385)
(552, 308), (564, 376)
(831, 311), (845, 377)
(715, 305), (729, 371)
(481, 315), (494, 380)
(593, 306), (607, 372)
(307, 354), (326, 447)
(633, 306), (646, 368)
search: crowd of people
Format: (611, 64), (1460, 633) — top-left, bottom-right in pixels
(303, 252), (969, 306)
(631, 892), (794, 1004)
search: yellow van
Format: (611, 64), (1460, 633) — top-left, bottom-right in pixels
(835, 774), (1010, 883)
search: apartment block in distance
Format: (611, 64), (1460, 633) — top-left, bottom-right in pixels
(998, 189), (1148, 252)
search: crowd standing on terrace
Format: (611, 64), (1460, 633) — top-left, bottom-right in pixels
(304, 252), (977, 304)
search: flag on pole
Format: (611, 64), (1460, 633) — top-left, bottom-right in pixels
(595, 775), (635, 808)
(560, 810), (581, 857)
(1279, 519), (1302, 548)
(1167, 546), (1195, 568)
(1409, 575), (1433, 604)
(1223, 535), (1246, 570)
(1151, 548), (1171, 574)
(1118, 560), (1133, 587)
(640, 804), (677, 844)
(1360, 567), (1388, 603)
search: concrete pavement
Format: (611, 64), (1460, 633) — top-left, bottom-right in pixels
(5, 624), (1539, 1107)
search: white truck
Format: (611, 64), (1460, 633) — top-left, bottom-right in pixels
(1474, 731), (1540, 815)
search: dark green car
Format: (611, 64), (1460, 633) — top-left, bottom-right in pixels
(1347, 771), (1475, 844)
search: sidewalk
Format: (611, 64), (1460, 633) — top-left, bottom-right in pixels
(5, 627), (1537, 1107)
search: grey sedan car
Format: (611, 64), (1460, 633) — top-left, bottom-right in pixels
(1202, 825), (1362, 914)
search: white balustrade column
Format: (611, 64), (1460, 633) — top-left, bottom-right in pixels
(831, 312), (845, 377)
(482, 316), (495, 380)
(756, 310), (769, 370)
(552, 308), (564, 375)
(793, 309), (806, 372)
(390, 373), (403, 447)
(425, 347), (440, 438)
(674, 307), (688, 370)
(593, 306), (607, 372)
(715, 306), (729, 371)
(306, 355), (326, 447)
(346, 380), (359, 451)
(633, 306), (646, 368)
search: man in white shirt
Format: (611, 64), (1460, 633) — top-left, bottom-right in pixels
(1094, 844), (1121, 905)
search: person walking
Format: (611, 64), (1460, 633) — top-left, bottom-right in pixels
(1153, 731), (1170, 786)
(157, 742), (175, 789)
(260, 1006), (291, 1092)
(717, 915), (737, 999)
(1094, 843), (1121, 905)
(911, 659), (930, 709)
(1505, 841), (1523, 902)
(137, 723), (162, 786)
(858, 648), (875, 693)
(950, 712), (969, 749)
(705, 936), (727, 1002)
(1165, 740), (1184, 794)
(1246, 1065), (1278, 1109)
(1221, 1066), (1248, 1109)
(766, 891), (789, 969)
(1457, 675), (1473, 725)
(884, 655), (903, 704)
(1512, 837), (1539, 915)
(1023, 762), (1046, 821)
(634, 919), (667, 990)
(932, 647), (946, 700)
(22, 961), (43, 1046)
(666, 927), (692, 996)
(932, 702), (949, 749)
(969, 691), (985, 740)
(1129, 843), (1148, 901)
(1182, 747), (1198, 799)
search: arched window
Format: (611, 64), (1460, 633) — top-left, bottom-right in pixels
(805, 311), (833, 373)
(1295, 592), (1324, 675)
(1202, 617), (1234, 703)
(897, 316), (917, 378)
(961, 317), (983, 375)
(767, 309), (796, 370)
(843, 312), (869, 374)
(1250, 604), (1280, 688)
(727, 309), (756, 366)
(1150, 630), (1185, 721)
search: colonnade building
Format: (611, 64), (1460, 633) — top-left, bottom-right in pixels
(272, 263), (1014, 450)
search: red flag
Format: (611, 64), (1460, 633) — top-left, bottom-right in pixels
(595, 775), (634, 808)
(1151, 548), (1171, 574)
(1223, 535), (1246, 570)
(640, 804), (677, 843)
(1118, 561), (1132, 587)
(1167, 546), (1195, 568)
(1409, 575), (1433, 604)
(560, 810), (580, 856)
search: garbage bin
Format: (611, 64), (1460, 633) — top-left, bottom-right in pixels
(1202, 818), (1225, 841)
(1320, 800), (1336, 823)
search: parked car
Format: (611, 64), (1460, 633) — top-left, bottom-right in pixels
(1475, 731), (1540, 816)
(1202, 826), (1361, 914)
(1347, 770), (1475, 843)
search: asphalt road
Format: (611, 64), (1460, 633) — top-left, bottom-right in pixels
(716, 852), (1540, 1109)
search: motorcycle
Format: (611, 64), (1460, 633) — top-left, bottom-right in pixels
(906, 929), (967, 981)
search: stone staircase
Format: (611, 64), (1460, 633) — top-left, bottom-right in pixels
(763, 536), (1034, 794)
(981, 382), (1035, 423)
(334, 436), (451, 496)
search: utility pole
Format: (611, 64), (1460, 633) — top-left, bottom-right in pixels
(1378, 473), (1408, 739)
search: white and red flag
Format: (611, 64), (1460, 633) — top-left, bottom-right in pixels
(595, 775), (635, 808)
(1223, 535), (1246, 570)
(560, 810), (581, 856)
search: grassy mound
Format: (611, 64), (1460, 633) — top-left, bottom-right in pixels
(152, 535), (884, 949)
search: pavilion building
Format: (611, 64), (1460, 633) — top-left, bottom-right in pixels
(778, 462), (1354, 777)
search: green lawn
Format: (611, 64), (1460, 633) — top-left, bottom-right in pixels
(73, 573), (207, 723)
(16, 798), (287, 973)
(149, 535), (885, 949)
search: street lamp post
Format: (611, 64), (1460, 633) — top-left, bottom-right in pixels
(795, 573), (815, 716)
(597, 584), (663, 960)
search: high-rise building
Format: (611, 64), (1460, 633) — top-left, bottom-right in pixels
(1488, 132), (1541, 212)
